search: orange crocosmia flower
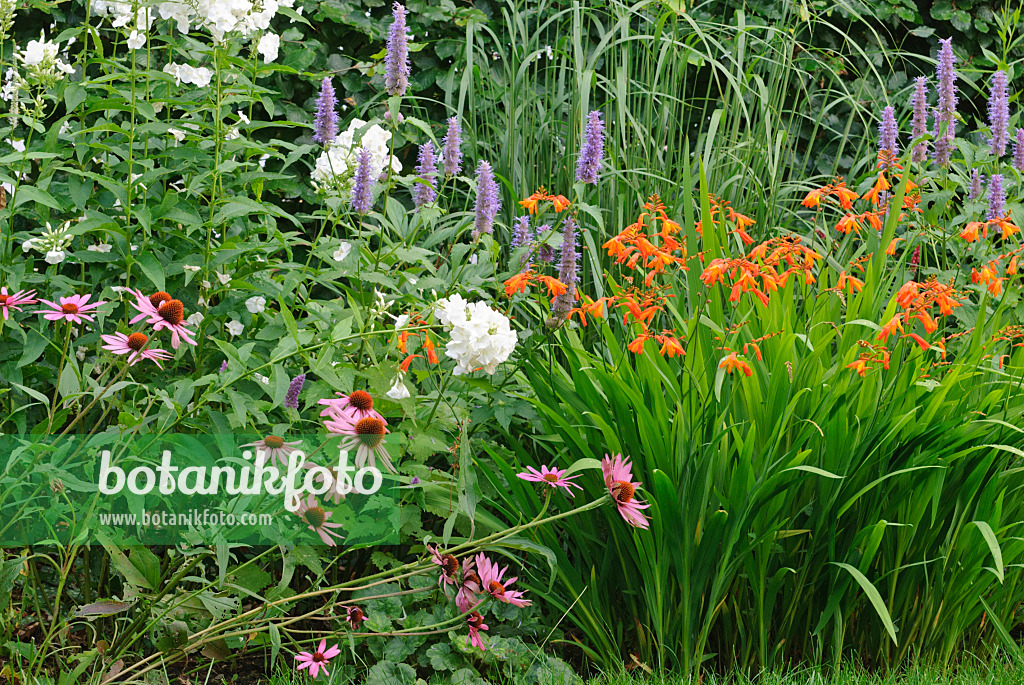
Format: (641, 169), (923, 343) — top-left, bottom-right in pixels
(518, 190), (546, 214)
(836, 214), (860, 235)
(846, 357), (869, 377)
(837, 271), (864, 292)
(743, 342), (763, 361)
(935, 338), (947, 359)
(503, 271), (533, 297)
(398, 330), (414, 354)
(748, 242), (770, 261)
(877, 314), (904, 342)
(886, 237), (903, 255)
(729, 209), (756, 231)
(537, 275), (568, 297)
(864, 213), (883, 231)
(422, 333), (439, 365)
(627, 333), (650, 354)
(910, 310), (938, 334)
(733, 228), (755, 246)
(997, 219), (1020, 239)
(989, 277), (1004, 297)
(903, 333), (930, 352)
(700, 260), (728, 287)
(549, 195), (571, 212)
(603, 236), (629, 259)
(834, 185), (859, 210)
(1008, 256), (1019, 276)
(895, 281), (919, 308)
(960, 222), (984, 242)
(719, 352), (753, 377)
(658, 335), (685, 358)
(634, 236), (659, 259)
(862, 172), (890, 205)
(399, 354), (423, 372)
(802, 188), (824, 209)
(661, 218), (682, 234)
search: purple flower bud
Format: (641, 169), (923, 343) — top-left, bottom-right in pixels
(413, 141), (438, 209)
(575, 110), (606, 185)
(385, 2), (410, 97)
(511, 215), (530, 249)
(911, 77), (929, 163)
(879, 105), (899, 159)
(442, 117), (463, 176)
(969, 169), (984, 201)
(313, 77), (338, 146)
(220, 360), (228, 373)
(988, 173), (1005, 220)
(285, 373), (306, 409)
(472, 160), (500, 239)
(410, 476), (420, 485)
(988, 70), (1010, 157)
(552, 215), (579, 315)
(350, 147), (374, 214)
(1015, 128), (1024, 172)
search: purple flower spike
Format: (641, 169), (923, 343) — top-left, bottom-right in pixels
(472, 160), (500, 239)
(934, 38), (958, 165)
(385, 2), (410, 97)
(535, 225), (555, 263)
(575, 110), (606, 184)
(879, 105), (899, 158)
(350, 147), (375, 214)
(1015, 128), (1024, 172)
(413, 141), (438, 209)
(552, 215), (579, 315)
(932, 111), (952, 167)
(988, 173), (1005, 220)
(969, 169), (984, 202)
(511, 215), (530, 249)
(911, 77), (929, 163)
(313, 77), (338, 146)
(285, 373), (306, 409)
(989, 70), (1010, 157)
(442, 117), (463, 176)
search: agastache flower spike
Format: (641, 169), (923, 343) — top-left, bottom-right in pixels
(472, 160), (500, 239)
(384, 2), (410, 97)
(551, 215), (579, 316)
(442, 117), (463, 176)
(350, 147), (374, 214)
(911, 77), (929, 163)
(969, 169), (984, 202)
(285, 373), (306, 409)
(988, 70), (1010, 157)
(313, 77), (338, 146)
(879, 106), (899, 157)
(413, 141), (438, 209)
(1015, 128), (1024, 173)
(535, 225), (555, 263)
(988, 174), (1005, 220)
(575, 110), (606, 184)
(932, 113), (951, 167)
(510, 215), (530, 249)
(934, 38), (957, 165)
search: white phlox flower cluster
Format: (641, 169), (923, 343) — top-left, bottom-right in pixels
(22, 220), (75, 265)
(311, 119), (402, 195)
(434, 294), (518, 375)
(163, 62), (213, 87)
(154, 0), (292, 43)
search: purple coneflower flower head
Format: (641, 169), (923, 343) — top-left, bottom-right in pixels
(413, 141), (438, 209)
(511, 215), (530, 249)
(313, 77), (338, 146)
(911, 77), (929, 163)
(535, 225), (555, 262)
(472, 160), (500, 239)
(385, 2), (410, 97)
(552, 215), (579, 315)
(878, 106), (899, 159)
(575, 110), (606, 184)
(988, 174), (1005, 220)
(1015, 128), (1024, 172)
(350, 147), (374, 214)
(968, 169), (984, 201)
(442, 117), (463, 176)
(285, 373), (306, 409)
(988, 70), (1010, 157)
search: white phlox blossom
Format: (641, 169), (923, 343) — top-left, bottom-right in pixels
(435, 294), (517, 375)
(311, 119), (402, 195)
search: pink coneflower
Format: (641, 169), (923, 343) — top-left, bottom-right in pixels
(240, 435), (304, 468)
(148, 298), (197, 349)
(296, 495), (345, 546)
(475, 553), (531, 607)
(318, 389), (388, 424)
(342, 605), (365, 630)
(428, 544), (460, 588)
(127, 289), (171, 323)
(456, 557), (482, 613)
(294, 638), (340, 678)
(323, 413), (395, 473)
(315, 466), (349, 505)
(0, 287), (36, 319)
(602, 453), (651, 529)
(466, 612), (488, 651)
(517, 465), (581, 496)
(100, 332), (173, 368)
(39, 294), (106, 324)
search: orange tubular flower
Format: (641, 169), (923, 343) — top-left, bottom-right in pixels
(833, 185), (859, 210)
(550, 195), (571, 212)
(896, 281), (919, 308)
(909, 310), (938, 334)
(518, 190), (546, 214)
(400, 354), (423, 372)
(877, 314), (904, 342)
(862, 172), (890, 205)
(719, 352), (753, 377)
(657, 334), (685, 358)
(536, 275), (568, 298)
(903, 333), (930, 352)
(628, 333), (651, 354)
(846, 358), (869, 377)
(802, 188), (824, 209)
(504, 271), (533, 297)
(836, 214), (860, 235)
(997, 218), (1020, 239)
(422, 333), (439, 364)
(960, 222), (983, 242)
(837, 271), (864, 292)
(886, 238), (903, 255)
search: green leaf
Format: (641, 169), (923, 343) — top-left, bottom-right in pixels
(833, 562), (897, 645)
(973, 520), (1004, 583)
(14, 185), (63, 210)
(136, 252), (165, 292)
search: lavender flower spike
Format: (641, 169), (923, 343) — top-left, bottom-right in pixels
(413, 141), (438, 209)
(285, 373), (306, 409)
(932, 111), (952, 167)
(510, 215), (530, 249)
(552, 215), (580, 316)
(385, 2), (410, 97)
(535, 225), (555, 263)
(910, 77), (929, 163)
(934, 37), (957, 166)
(472, 160), (500, 239)
(313, 77), (338, 146)
(350, 147), (375, 214)
(575, 110), (606, 184)
(968, 169), (984, 202)
(1015, 128), (1024, 172)
(442, 117), (463, 176)
(879, 106), (899, 157)
(988, 70), (1010, 157)
(988, 173), (1006, 220)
